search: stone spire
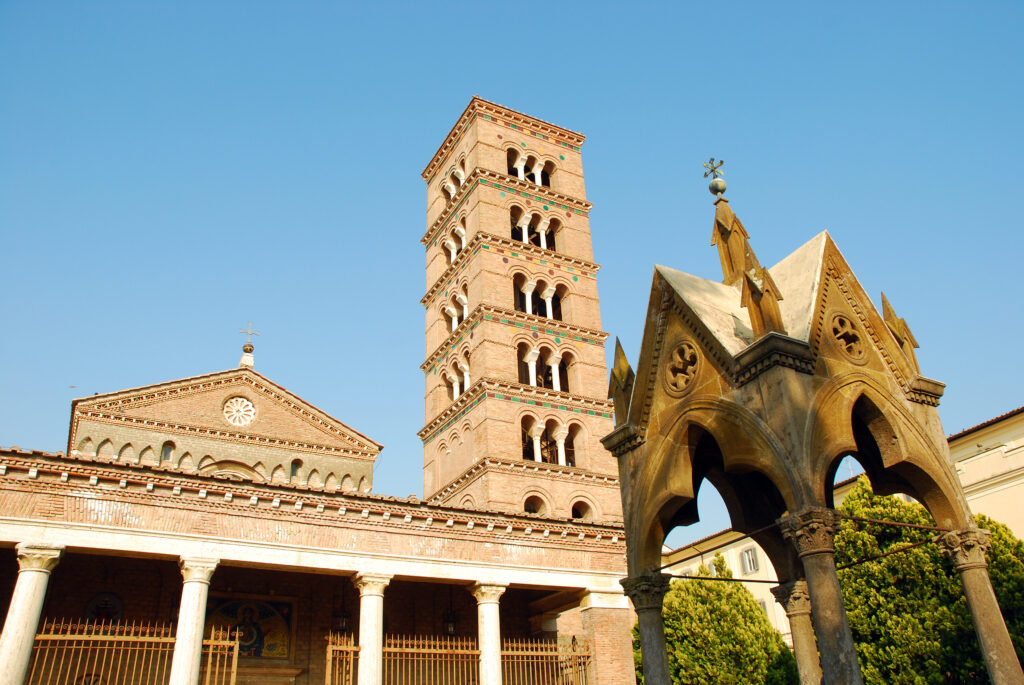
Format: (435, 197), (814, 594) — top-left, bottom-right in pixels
(882, 292), (920, 372)
(705, 161), (787, 339)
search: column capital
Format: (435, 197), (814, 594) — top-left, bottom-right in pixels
(553, 427), (569, 441)
(178, 557), (218, 584)
(521, 281), (537, 294)
(353, 573), (392, 597)
(15, 543), (64, 573)
(471, 583), (507, 604)
(779, 507), (840, 557)
(771, 579), (812, 617)
(620, 572), (671, 612)
(541, 286), (556, 299)
(939, 527), (991, 571)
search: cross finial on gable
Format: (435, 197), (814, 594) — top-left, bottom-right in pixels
(238, 322), (259, 368)
(240, 322), (261, 344)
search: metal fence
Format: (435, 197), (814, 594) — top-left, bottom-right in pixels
(501, 636), (592, 685)
(325, 631), (359, 685)
(27, 618), (238, 685)
(382, 634), (480, 685)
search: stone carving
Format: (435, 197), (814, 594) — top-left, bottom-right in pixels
(620, 572), (671, 612)
(939, 528), (991, 571)
(780, 508), (840, 557)
(665, 342), (699, 395)
(178, 557), (219, 583)
(471, 583), (507, 604)
(353, 573), (392, 597)
(831, 314), (865, 361)
(771, 580), (812, 617)
(223, 396), (256, 426)
(15, 543), (64, 572)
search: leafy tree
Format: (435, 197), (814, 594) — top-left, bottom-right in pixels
(634, 553), (798, 684)
(834, 476), (1024, 683)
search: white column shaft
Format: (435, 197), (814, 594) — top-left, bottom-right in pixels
(532, 434), (543, 462)
(355, 574), (392, 685)
(544, 296), (553, 318)
(473, 584), (507, 685)
(169, 558), (218, 685)
(556, 438), (567, 466)
(0, 544), (64, 685)
(550, 359), (561, 392)
(452, 376), (461, 399)
(527, 359), (537, 386)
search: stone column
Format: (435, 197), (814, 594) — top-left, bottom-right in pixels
(525, 349), (539, 386)
(444, 239), (457, 263)
(445, 306), (459, 332)
(620, 572), (672, 685)
(456, 294), (469, 321)
(780, 508), (863, 685)
(450, 374), (461, 400)
(771, 580), (822, 685)
(514, 158), (526, 181)
(354, 573), (392, 685)
(169, 557), (218, 685)
(549, 353), (562, 392)
(554, 427), (569, 466)
(472, 583), (506, 685)
(536, 219), (550, 250)
(516, 214), (531, 243)
(454, 226), (467, 250)
(542, 286), (556, 318)
(530, 425), (544, 463)
(444, 181), (457, 197)
(458, 361), (471, 389)
(0, 543), (64, 685)
(939, 528), (1024, 683)
(522, 282), (536, 315)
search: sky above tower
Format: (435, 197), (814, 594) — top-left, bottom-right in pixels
(2, 2), (1021, 546)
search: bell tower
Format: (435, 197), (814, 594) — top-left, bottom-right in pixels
(418, 97), (621, 523)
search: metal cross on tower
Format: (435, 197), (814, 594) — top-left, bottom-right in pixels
(239, 322), (261, 344)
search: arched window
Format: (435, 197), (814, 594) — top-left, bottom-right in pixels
(513, 274), (531, 314)
(551, 285), (565, 321)
(570, 500), (591, 521)
(517, 343), (533, 385)
(289, 459), (303, 481)
(565, 423), (582, 467)
(521, 416), (537, 461)
(524, 495), (546, 515)
(537, 347), (556, 390)
(507, 149), (521, 178)
(540, 161), (555, 188)
(531, 280), (548, 317)
(558, 351), (574, 394)
(539, 420), (559, 464)
(161, 441), (175, 462)
(546, 219), (560, 253)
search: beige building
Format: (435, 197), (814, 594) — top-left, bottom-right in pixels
(662, 405), (1024, 643)
(0, 98), (635, 685)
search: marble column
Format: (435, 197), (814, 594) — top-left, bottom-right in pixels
(553, 427), (569, 466)
(620, 572), (672, 685)
(771, 580), (822, 685)
(0, 542), (64, 685)
(939, 528), (1024, 683)
(780, 508), (863, 685)
(472, 583), (507, 685)
(169, 557), (218, 685)
(354, 573), (392, 685)
(530, 426), (544, 463)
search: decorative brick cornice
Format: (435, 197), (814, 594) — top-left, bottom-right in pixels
(422, 97), (585, 182)
(422, 169), (591, 247)
(422, 231), (599, 307)
(419, 379), (615, 443)
(0, 450), (626, 550)
(430, 457), (621, 507)
(422, 305), (608, 373)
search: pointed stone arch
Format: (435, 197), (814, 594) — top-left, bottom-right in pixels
(96, 439), (115, 459)
(139, 446), (157, 466)
(117, 443), (136, 463)
(177, 452), (195, 471)
(357, 476), (369, 493)
(307, 469), (323, 488)
(324, 472), (339, 492)
(341, 474), (355, 492)
(271, 464), (287, 484)
(77, 437), (95, 456)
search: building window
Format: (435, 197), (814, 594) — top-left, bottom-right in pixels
(741, 547), (759, 574)
(758, 600), (768, 615)
(290, 459), (303, 480)
(160, 441), (175, 462)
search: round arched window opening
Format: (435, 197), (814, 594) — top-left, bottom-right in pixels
(160, 441), (175, 462)
(523, 495), (547, 516)
(290, 459), (303, 480)
(571, 501), (592, 521)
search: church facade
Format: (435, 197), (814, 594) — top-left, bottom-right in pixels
(0, 99), (635, 685)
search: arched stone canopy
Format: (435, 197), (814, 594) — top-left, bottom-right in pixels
(606, 196), (1023, 684)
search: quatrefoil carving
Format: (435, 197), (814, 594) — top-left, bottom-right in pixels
(831, 314), (866, 360)
(665, 341), (700, 394)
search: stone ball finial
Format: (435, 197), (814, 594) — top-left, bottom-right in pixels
(708, 177), (727, 196)
(243, 343), (254, 353)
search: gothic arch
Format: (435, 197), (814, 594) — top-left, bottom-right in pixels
(77, 437), (95, 455)
(341, 474), (355, 492)
(807, 373), (970, 529)
(96, 439), (115, 459)
(271, 464), (287, 483)
(200, 459), (262, 482)
(117, 443), (136, 463)
(178, 452), (195, 471)
(325, 472), (339, 491)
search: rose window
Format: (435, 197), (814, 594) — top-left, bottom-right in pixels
(223, 397), (256, 426)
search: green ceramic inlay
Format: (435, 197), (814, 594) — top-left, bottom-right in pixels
(572, 276), (579, 281)
(530, 325), (538, 331)
(500, 192), (506, 197)
(554, 337), (561, 343)
(543, 403), (551, 408)
(482, 245), (490, 250)
(543, 205), (549, 210)
(559, 155), (565, 160)
(539, 260), (547, 265)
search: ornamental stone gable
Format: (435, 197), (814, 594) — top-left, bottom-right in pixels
(69, 368), (381, 490)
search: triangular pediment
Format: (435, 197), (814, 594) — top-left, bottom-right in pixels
(72, 368), (382, 457)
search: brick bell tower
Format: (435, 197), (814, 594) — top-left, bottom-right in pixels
(418, 97), (622, 524)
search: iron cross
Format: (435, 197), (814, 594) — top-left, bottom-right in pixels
(703, 157), (724, 179)
(239, 322), (261, 344)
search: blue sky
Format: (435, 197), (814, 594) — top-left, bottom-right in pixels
(2, 2), (1022, 546)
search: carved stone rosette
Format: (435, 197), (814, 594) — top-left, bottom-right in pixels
(353, 573), (393, 597)
(939, 528), (991, 571)
(780, 508), (840, 557)
(620, 572), (671, 612)
(178, 557), (219, 584)
(15, 543), (64, 573)
(471, 583), (507, 604)
(771, 580), (812, 617)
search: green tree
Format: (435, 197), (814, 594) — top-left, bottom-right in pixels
(634, 553), (798, 684)
(834, 476), (1024, 683)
